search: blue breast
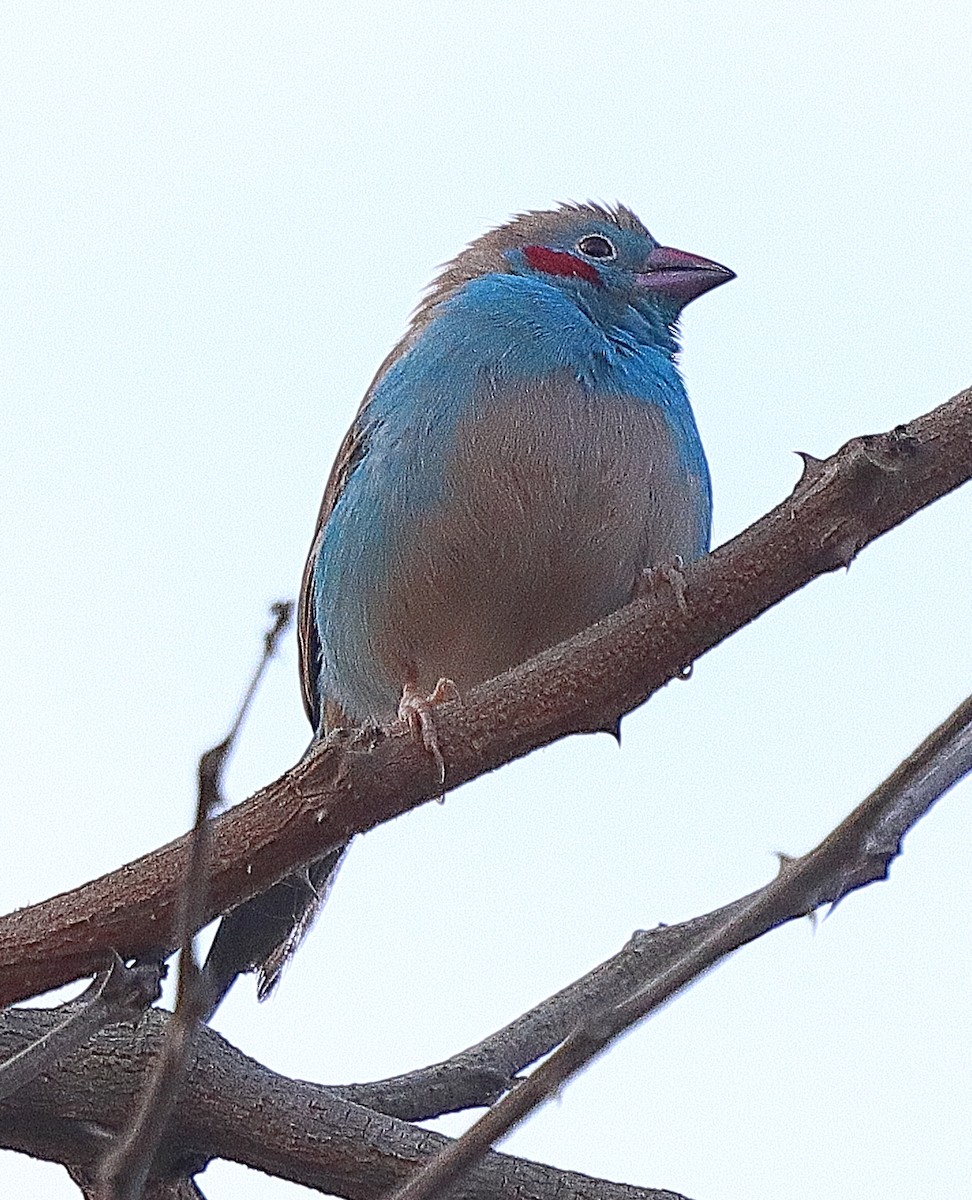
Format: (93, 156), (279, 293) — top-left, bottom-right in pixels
(312, 273), (711, 723)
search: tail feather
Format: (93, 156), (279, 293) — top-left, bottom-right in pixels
(201, 842), (350, 1020)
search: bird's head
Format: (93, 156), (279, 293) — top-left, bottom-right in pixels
(412, 202), (733, 338)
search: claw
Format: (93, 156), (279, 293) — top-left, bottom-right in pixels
(398, 678), (459, 789)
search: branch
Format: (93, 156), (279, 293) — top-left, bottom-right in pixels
(1, 689), (966, 1195)
(337, 689), (972, 1124)
(0, 388), (969, 1005)
(0, 1008), (689, 1200)
(0, 956), (160, 1103)
(384, 691), (972, 1200)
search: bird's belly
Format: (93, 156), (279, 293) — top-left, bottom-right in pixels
(360, 385), (707, 711)
(382, 516), (639, 693)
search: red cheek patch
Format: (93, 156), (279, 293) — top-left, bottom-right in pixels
(522, 245), (602, 287)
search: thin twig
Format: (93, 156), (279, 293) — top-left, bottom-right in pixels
(386, 693), (972, 1200)
(339, 684), (972, 1122)
(0, 955), (161, 1103)
(96, 602), (293, 1200)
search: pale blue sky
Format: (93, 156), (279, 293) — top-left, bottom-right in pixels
(2, 4), (970, 1198)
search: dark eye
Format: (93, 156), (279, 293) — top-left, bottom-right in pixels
(576, 234), (616, 260)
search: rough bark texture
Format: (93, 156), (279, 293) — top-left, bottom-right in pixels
(0, 1007), (689, 1200)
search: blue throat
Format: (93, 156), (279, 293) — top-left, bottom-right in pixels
(334, 270), (711, 538)
(429, 272), (709, 491)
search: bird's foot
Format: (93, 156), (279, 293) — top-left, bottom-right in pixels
(637, 555), (689, 615)
(398, 678), (459, 789)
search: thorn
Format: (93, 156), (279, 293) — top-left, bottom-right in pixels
(773, 851), (797, 876)
(795, 450), (825, 486)
(603, 717), (622, 745)
(816, 522), (865, 573)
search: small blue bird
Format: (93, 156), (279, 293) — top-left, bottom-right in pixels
(203, 202), (733, 1010)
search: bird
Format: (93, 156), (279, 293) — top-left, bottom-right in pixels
(201, 202), (733, 1014)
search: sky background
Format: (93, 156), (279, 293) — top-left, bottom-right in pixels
(2, 3), (970, 1198)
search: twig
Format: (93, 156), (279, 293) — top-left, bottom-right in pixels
(332, 893), (763, 1119)
(96, 602), (293, 1199)
(385, 693), (972, 1200)
(0, 955), (161, 1103)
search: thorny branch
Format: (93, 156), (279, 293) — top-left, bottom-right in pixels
(0, 391), (969, 1197)
(0, 690), (967, 1197)
(385, 692), (972, 1200)
(0, 387), (969, 1009)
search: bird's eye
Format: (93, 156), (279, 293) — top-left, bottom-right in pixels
(576, 234), (616, 260)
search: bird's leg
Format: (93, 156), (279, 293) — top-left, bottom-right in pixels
(398, 677), (459, 788)
(636, 555), (689, 615)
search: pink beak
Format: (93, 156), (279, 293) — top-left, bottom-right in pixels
(635, 245), (735, 306)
